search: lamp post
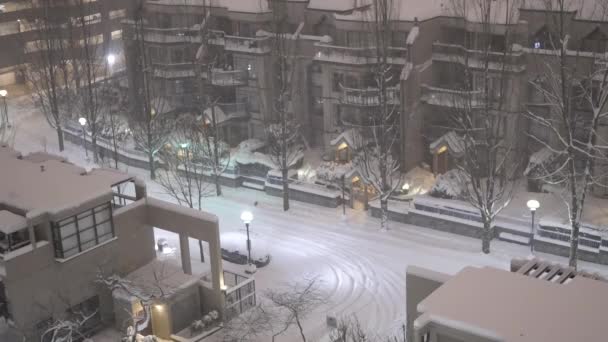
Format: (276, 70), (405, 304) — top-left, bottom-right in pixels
(240, 210), (255, 274)
(0, 89), (8, 127)
(526, 199), (540, 253)
(341, 174), (346, 216)
(78, 117), (88, 158)
(106, 54), (115, 75)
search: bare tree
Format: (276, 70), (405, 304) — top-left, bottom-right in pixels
(350, 0), (402, 231)
(525, 0), (608, 268)
(157, 115), (215, 211)
(23, 0), (74, 151)
(222, 276), (325, 342)
(70, 0), (111, 162)
(127, 0), (173, 179)
(265, 0), (304, 211)
(97, 262), (176, 342)
(195, 1), (230, 196)
(443, 0), (520, 253)
(329, 314), (406, 342)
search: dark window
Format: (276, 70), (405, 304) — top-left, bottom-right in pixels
(581, 27), (607, 53)
(52, 203), (114, 259)
(333, 73), (344, 92)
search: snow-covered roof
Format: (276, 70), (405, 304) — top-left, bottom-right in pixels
(149, 0), (271, 13)
(417, 265), (608, 342)
(308, 0), (371, 12)
(0, 146), (133, 220)
(429, 131), (465, 156)
(329, 128), (360, 149)
(0, 210), (28, 234)
(521, 0), (608, 22)
(524, 146), (554, 176)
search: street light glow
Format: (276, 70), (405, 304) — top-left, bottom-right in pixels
(180, 142), (189, 149)
(240, 210), (254, 224)
(78, 117), (87, 126)
(526, 199), (540, 211)
(0, 89), (7, 97)
(106, 54), (116, 66)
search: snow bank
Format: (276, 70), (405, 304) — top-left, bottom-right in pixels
(221, 232), (270, 261)
(429, 169), (464, 199)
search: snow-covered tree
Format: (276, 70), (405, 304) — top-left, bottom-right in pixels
(443, 0), (521, 253)
(222, 276), (325, 342)
(349, 0), (402, 231)
(23, 0), (74, 151)
(126, 0), (174, 179)
(70, 0), (113, 162)
(524, 0), (608, 269)
(265, 0), (304, 211)
(97, 263), (175, 342)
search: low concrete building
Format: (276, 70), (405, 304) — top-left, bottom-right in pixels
(406, 259), (608, 342)
(0, 145), (232, 341)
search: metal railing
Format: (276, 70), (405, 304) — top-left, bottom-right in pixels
(421, 84), (485, 108)
(211, 69), (248, 86)
(315, 43), (408, 64)
(208, 30), (272, 54)
(339, 84), (400, 106)
(432, 42), (525, 67)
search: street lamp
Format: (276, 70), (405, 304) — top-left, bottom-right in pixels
(526, 199), (540, 253)
(240, 210), (255, 274)
(0, 89), (8, 127)
(78, 117), (88, 158)
(106, 54), (115, 75)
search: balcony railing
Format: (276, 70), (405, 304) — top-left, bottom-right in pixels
(152, 63), (197, 79)
(208, 30), (272, 54)
(432, 43), (526, 72)
(339, 85), (400, 106)
(143, 28), (202, 44)
(421, 84), (485, 108)
(217, 102), (248, 115)
(211, 68), (248, 86)
(314, 43), (408, 65)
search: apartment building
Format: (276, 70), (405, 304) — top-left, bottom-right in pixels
(0, 145), (232, 341)
(122, 0), (608, 190)
(406, 258), (608, 342)
(0, 0), (129, 86)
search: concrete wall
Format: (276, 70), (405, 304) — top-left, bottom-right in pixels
(3, 198), (157, 333)
(169, 283), (201, 335)
(406, 266), (450, 342)
(265, 184), (341, 208)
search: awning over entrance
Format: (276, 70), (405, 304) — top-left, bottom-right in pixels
(429, 131), (464, 157)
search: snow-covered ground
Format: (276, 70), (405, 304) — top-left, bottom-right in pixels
(9, 94), (608, 341)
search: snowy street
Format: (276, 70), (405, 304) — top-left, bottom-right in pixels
(8, 94), (608, 340)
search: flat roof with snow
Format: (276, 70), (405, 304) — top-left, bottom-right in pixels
(0, 146), (132, 220)
(416, 266), (608, 341)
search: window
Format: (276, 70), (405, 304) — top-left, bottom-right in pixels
(111, 30), (121, 40)
(581, 27), (607, 53)
(109, 9), (127, 20)
(52, 203), (115, 259)
(333, 73), (344, 92)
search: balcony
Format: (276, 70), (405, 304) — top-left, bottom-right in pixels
(421, 84), (484, 109)
(152, 63), (197, 79)
(210, 68), (248, 86)
(314, 43), (408, 65)
(208, 30), (272, 54)
(0, 211), (32, 263)
(339, 85), (400, 106)
(143, 27), (202, 44)
(432, 43), (526, 72)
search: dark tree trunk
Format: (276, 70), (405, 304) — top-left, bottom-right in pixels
(482, 220), (492, 254)
(56, 126), (64, 151)
(282, 168), (289, 211)
(149, 152), (156, 179)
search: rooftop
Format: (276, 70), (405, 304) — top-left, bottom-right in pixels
(0, 146), (132, 220)
(417, 264), (608, 342)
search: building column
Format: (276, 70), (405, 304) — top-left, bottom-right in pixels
(179, 233), (192, 275)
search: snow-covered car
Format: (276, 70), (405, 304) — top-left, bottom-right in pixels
(220, 232), (271, 268)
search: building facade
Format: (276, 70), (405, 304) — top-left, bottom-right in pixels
(0, 145), (233, 341)
(120, 0), (608, 191)
(0, 0), (129, 86)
